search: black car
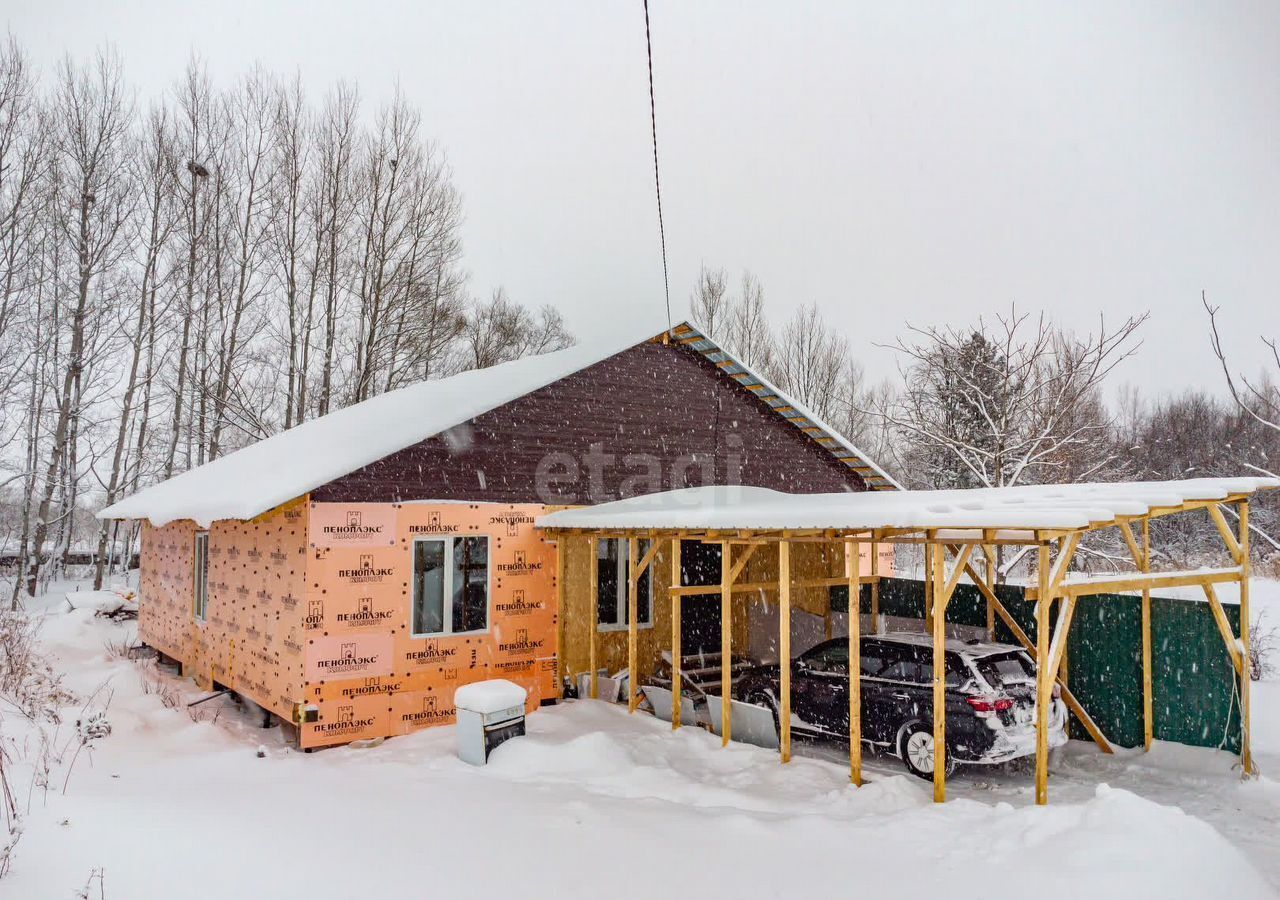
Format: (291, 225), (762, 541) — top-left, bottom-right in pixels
(734, 632), (1067, 779)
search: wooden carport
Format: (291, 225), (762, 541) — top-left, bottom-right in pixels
(539, 477), (1276, 805)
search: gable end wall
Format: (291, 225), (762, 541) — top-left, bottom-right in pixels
(313, 341), (865, 504)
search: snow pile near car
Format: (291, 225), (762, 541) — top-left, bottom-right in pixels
(3, 589), (1277, 899)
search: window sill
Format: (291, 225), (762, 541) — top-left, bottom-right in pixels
(596, 623), (654, 633)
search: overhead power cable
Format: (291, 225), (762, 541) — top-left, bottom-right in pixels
(642, 0), (672, 332)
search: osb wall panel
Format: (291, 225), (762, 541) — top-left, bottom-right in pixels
(559, 537), (896, 683)
(559, 537), (752, 683)
(299, 501), (557, 748)
(139, 520), (198, 664)
(207, 500), (310, 717)
(138, 502), (310, 719)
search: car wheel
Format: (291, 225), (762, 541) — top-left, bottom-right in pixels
(898, 722), (957, 781)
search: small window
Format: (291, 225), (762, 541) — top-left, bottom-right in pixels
(412, 536), (489, 636)
(192, 532), (209, 621)
(597, 539), (652, 630)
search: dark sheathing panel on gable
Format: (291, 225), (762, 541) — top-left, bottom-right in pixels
(311, 341), (867, 504)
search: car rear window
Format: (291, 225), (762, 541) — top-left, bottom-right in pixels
(976, 652), (1035, 688)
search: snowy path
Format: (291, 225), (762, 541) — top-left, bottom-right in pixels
(4, 589), (1278, 899)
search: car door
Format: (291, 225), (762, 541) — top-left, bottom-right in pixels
(863, 642), (918, 743)
(856, 640), (895, 744)
(792, 642), (849, 735)
(870, 647), (931, 737)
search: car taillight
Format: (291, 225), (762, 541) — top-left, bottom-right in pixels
(967, 695), (1014, 715)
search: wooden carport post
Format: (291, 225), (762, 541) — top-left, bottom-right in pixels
(628, 536), (639, 712)
(1034, 540), (1052, 805)
(670, 536), (682, 730)
(720, 540), (732, 746)
(929, 542), (973, 803)
(984, 539), (997, 640)
(930, 542), (945, 802)
(779, 539), (791, 763)
(1141, 518), (1153, 750)
(845, 537), (862, 786)
(555, 537), (566, 697)
(1240, 500), (1254, 776)
(588, 535), (598, 699)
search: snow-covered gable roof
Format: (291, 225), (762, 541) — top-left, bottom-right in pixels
(100, 319), (895, 527)
(536, 478), (1279, 535)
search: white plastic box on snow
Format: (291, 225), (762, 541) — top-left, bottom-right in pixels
(455, 679), (528, 766)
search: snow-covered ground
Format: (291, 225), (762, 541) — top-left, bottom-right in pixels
(3, 578), (1279, 899)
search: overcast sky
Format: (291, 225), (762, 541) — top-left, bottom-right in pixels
(7, 1), (1278, 396)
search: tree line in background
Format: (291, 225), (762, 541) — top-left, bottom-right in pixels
(691, 264), (1280, 573)
(1, 36), (1275, 605)
(0, 40), (572, 603)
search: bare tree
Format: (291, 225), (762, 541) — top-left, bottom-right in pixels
(835, 357), (897, 466)
(1205, 293), (1280, 477)
(725, 271), (773, 370)
(461, 287), (574, 370)
(0, 38), (584, 585)
(768, 302), (849, 422)
(92, 103), (178, 589)
(350, 92), (465, 402)
(270, 74), (311, 429)
(163, 58), (216, 478)
(689, 264), (728, 337)
(0, 37), (44, 449)
(205, 67), (275, 460)
(313, 83), (359, 417)
(27, 50), (135, 596)
(879, 308), (1146, 492)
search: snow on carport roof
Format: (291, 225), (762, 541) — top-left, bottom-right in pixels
(535, 478), (1280, 534)
(99, 321), (673, 527)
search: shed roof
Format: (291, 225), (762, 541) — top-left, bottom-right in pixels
(535, 478), (1279, 537)
(100, 320), (894, 527)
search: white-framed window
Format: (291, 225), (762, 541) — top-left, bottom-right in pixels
(412, 535), (490, 637)
(193, 531), (209, 621)
(596, 538), (653, 631)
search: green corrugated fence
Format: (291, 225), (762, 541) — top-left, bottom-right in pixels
(833, 576), (1243, 753)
